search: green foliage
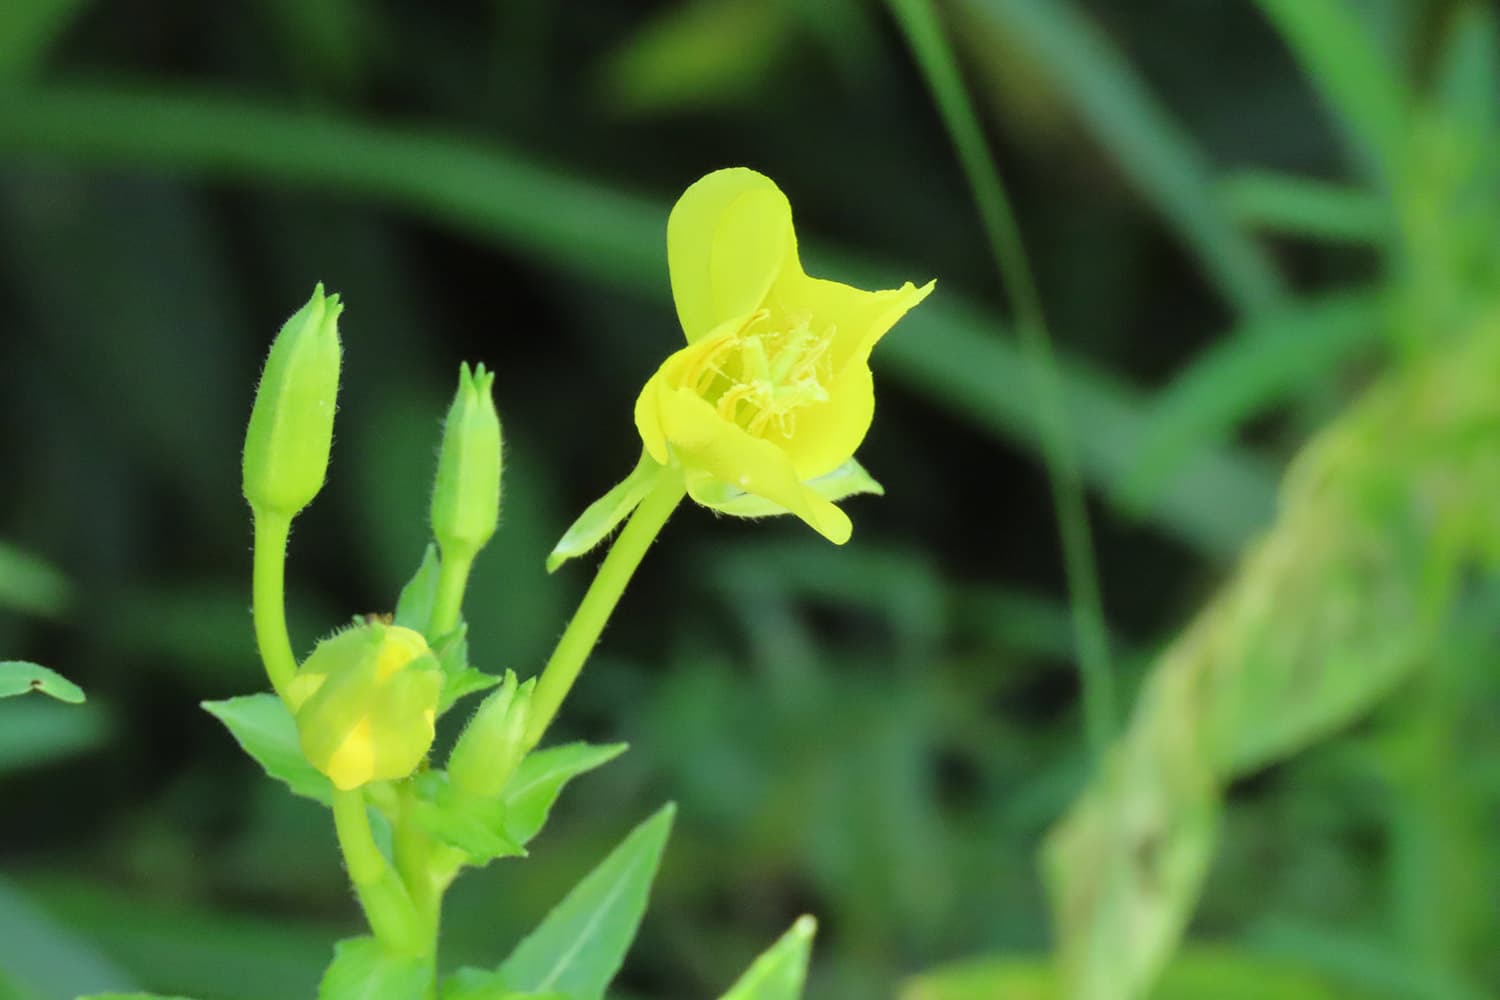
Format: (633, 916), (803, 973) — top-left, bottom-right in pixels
(203, 693), (333, 804)
(716, 916), (816, 1000)
(0, 662), (83, 703)
(316, 938), (429, 1000)
(487, 805), (674, 999)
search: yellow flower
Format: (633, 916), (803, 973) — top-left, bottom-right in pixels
(288, 623), (442, 791)
(635, 167), (933, 543)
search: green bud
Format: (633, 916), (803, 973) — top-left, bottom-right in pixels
(431, 362), (502, 559)
(243, 284), (343, 518)
(290, 622), (442, 791)
(447, 671), (533, 798)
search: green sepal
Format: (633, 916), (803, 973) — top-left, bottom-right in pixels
(202, 693), (332, 804)
(0, 661), (84, 703)
(546, 451), (661, 573)
(501, 741), (627, 846)
(717, 916), (817, 999)
(693, 458), (884, 518)
(433, 624), (503, 715)
(493, 804), (675, 999)
(393, 544), (441, 635)
(317, 937), (430, 1000)
(407, 771), (526, 864)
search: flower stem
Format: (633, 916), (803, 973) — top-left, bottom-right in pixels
(332, 787), (425, 956)
(526, 471), (685, 747)
(428, 546), (474, 639)
(251, 509), (298, 702)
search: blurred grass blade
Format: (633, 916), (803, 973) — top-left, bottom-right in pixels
(1432, 3), (1500, 138)
(0, 540), (71, 617)
(0, 85), (1275, 554)
(0, 698), (108, 772)
(959, 0), (1283, 315)
(1255, 0), (1410, 181)
(1121, 289), (1385, 509)
(0, 878), (136, 1000)
(0, 0), (89, 81)
(1220, 171), (1386, 244)
(889, 0), (1115, 755)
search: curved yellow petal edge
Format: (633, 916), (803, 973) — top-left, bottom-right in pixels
(639, 167), (933, 544)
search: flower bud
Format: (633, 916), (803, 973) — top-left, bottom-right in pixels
(431, 362), (502, 559)
(289, 622), (442, 791)
(447, 671), (533, 798)
(243, 284), (343, 518)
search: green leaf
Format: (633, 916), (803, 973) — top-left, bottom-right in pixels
(441, 967), (568, 1000)
(494, 804), (675, 999)
(77, 995), (202, 1000)
(0, 661), (84, 703)
(718, 915), (817, 999)
(317, 937), (430, 1000)
(393, 543), (440, 634)
(202, 693), (332, 804)
(701, 458), (884, 518)
(433, 625), (502, 715)
(407, 773), (525, 864)
(502, 742), (628, 846)
(0, 700), (110, 774)
(547, 453), (658, 572)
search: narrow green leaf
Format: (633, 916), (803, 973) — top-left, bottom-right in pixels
(502, 742), (628, 846)
(547, 453), (658, 572)
(202, 693), (332, 804)
(1255, 0), (1410, 180)
(393, 543), (440, 634)
(77, 995), (202, 1000)
(0, 661), (84, 703)
(317, 937), (429, 1000)
(1432, 3), (1500, 138)
(960, 0), (1283, 314)
(0, 700), (109, 772)
(495, 804), (675, 999)
(718, 915), (817, 1000)
(1220, 171), (1386, 245)
(1121, 289), (1385, 508)
(442, 966), (567, 1000)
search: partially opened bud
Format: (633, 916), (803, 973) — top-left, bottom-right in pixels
(431, 362), (502, 559)
(447, 671), (533, 798)
(290, 623), (442, 791)
(243, 284), (343, 518)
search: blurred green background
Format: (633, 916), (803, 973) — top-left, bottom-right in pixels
(2, 1), (1498, 998)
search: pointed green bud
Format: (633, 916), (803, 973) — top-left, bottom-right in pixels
(243, 284), (343, 518)
(289, 622), (442, 791)
(447, 671), (533, 798)
(431, 362), (502, 559)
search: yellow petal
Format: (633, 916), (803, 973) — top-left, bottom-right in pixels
(658, 385), (852, 544)
(325, 717), (375, 791)
(767, 360), (876, 481)
(668, 168), (793, 341)
(772, 275), (935, 372)
(635, 318), (745, 463)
